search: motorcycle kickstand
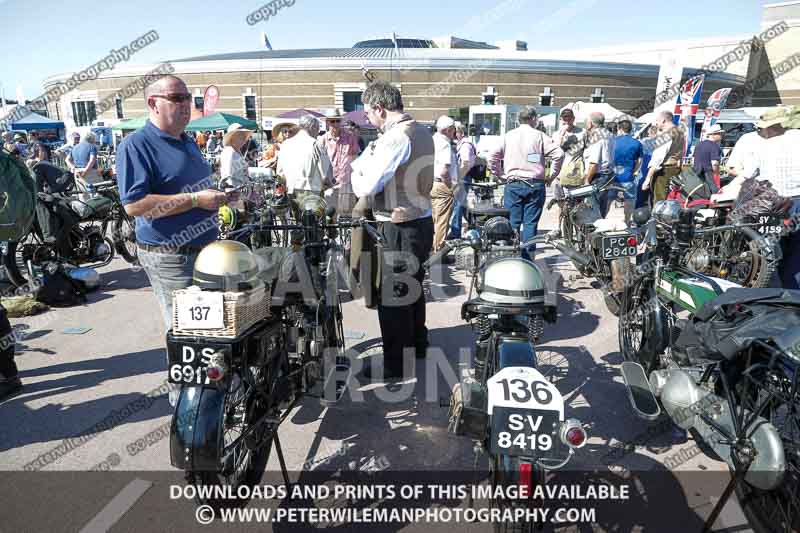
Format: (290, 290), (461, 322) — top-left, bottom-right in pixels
(701, 462), (750, 533)
(273, 433), (292, 489)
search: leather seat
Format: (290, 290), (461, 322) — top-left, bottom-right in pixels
(467, 206), (510, 219)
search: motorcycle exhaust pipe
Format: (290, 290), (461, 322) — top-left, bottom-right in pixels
(550, 241), (592, 268)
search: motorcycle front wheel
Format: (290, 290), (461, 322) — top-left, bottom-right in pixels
(111, 215), (138, 265)
(618, 272), (662, 370)
(3, 230), (47, 288)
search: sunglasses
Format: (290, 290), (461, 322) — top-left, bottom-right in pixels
(150, 93), (192, 104)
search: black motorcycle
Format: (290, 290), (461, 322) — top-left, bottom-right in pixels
(3, 172), (136, 287)
(167, 198), (381, 511)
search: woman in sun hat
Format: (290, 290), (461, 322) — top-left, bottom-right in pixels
(219, 123), (254, 189)
(259, 121), (298, 169)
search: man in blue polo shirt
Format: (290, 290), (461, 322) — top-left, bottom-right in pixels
(612, 119), (643, 223)
(116, 75), (228, 330)
(67, 132), (100, 199)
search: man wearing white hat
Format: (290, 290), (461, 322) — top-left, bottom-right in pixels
(431, 115), (457, 251)
(692, 123), (724, 189)
(318, 108), (360, 216)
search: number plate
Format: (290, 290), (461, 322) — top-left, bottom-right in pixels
(175, 291), (224, 330)
(490, 406), (561, 457)
(166, 342), (230, 386)
(601, 235), (637, 259)
(757, 215), (784, 236)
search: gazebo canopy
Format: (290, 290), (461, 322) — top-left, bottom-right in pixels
(341, 109), (377, 129)
(185, 112), (258, 132)
(112, 116), (148, 131)
(277, 108), (325, 119)
(9, 111), (64, 131)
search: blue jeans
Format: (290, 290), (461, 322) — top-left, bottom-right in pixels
(504, 180), (546, 260)
(447, 182), (471, 239)
(138, 248), (199, 330)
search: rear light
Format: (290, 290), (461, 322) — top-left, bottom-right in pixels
(560, 419), (587, 449)
(519, 462), (533, 497)
(206, 352), (227, 382)
(627, 236), (638, 246)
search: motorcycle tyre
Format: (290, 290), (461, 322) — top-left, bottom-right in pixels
(112, 215), (138, 265)
(490, 454), (546, 533)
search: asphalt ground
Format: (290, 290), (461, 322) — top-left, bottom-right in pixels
(0, 202), (755, 532)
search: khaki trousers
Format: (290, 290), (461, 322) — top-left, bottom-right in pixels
(430, 181), (454, 251)
(653, 166), (681, 204)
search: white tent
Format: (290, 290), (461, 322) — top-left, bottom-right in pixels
(561, 102), (636, 124)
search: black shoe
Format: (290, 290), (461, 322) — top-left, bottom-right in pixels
(361, 359), (404, 380)
(0, 377), (22, 403)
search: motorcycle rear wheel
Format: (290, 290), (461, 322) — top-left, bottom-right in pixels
(618, 273), (661, 370)
(490, 455), (545, 533)
(188, 367), (273, 511)
(3, 231), (47, 288)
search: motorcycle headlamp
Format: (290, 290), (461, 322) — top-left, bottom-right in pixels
(652, 200), (682, 226)
(483, 217), (515, 244)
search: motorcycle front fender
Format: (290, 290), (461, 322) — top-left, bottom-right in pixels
(169, 385), (226, 472)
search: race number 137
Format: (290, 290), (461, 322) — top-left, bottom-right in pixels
(497, 378), (553, 404)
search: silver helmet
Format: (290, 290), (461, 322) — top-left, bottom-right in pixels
(478, 257), (545, 306)
(193, 240), (261, 291)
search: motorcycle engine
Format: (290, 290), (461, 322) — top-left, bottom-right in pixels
(89, 234), (112, 262)
(685, 247), (711, 272)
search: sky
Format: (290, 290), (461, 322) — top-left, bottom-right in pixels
(0, 0), (770, 100)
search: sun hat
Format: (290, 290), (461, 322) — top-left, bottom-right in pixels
(223, 123), (254, 146)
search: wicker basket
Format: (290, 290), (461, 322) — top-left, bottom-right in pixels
(171, 286), (271, 338)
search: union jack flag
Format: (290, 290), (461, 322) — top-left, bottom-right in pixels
(700, 88), (732, 137)
(672, 75), (705, 158)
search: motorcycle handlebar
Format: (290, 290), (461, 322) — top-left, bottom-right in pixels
(423, 241), (461, 269)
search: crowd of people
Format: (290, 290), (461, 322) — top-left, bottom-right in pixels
(2, 72), (799, 403)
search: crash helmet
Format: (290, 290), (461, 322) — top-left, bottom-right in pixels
(478, 257), (545, 306)
(483, 216), (515, 244)
(193, 240), (261, 291)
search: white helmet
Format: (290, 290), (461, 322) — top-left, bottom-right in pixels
(478, 257), (545, 306)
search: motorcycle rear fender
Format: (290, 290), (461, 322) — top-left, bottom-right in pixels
(170, 385), (226, 471)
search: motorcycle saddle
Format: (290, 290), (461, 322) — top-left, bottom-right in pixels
(467, 206), (510, 219)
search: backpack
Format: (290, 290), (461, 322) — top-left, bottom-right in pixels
(34, 268), (87, 307)
(0, 150), (36, 242)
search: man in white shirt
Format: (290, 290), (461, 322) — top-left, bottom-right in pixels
(431, 115), (458, 251)
(448, 121), (478, 239)
(552, 108), (586, 188)
(726, 130), (764, 180)
(582, 112), (616, 216)
(350, 81), (434, 379)
(277, 114), (334, 217)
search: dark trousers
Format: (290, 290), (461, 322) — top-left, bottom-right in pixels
(0, 305), (18, 380)
(377, 216), (434, 370)
(780, 200), (800, 289)
(504, 180), (546, 261)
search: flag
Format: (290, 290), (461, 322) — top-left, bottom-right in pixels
(699, 88), (732, 137)
(673, 74), (705, 158)
(262, 32), (273, 51)
(203, 85), (219, 117)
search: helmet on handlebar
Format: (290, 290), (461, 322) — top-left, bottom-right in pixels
(193, 240), (262, 291)
(483, 216), (515, 244)
(478, 257), (546, 306)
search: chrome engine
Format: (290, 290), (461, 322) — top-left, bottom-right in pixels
(650, 368), (786, 490)
(684, 247), (712, 272)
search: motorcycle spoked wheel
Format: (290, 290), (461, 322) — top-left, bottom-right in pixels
(112, 215), (138, 264)
(618, 273), (662, 369)
(732, 364), (800, 533)
(189, 367), (273, 511)
(721, 229), (777, 289)
(3, 230), (47, 288)
(489, 455), (546, 533)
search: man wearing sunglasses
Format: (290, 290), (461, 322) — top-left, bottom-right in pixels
(116, 75), (229, 335)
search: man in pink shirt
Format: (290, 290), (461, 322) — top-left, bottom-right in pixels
(319, 108), (360, 215)
(489, 106), (564, 259)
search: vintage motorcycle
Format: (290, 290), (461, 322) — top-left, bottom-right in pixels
(618, 200), (800, 533)
(426, 218), (587, 533)
(666, 171), (782, 289)
(548, 178), (638, 315)
(167, 197), (380, 510)
(3, 175), (137, 287)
